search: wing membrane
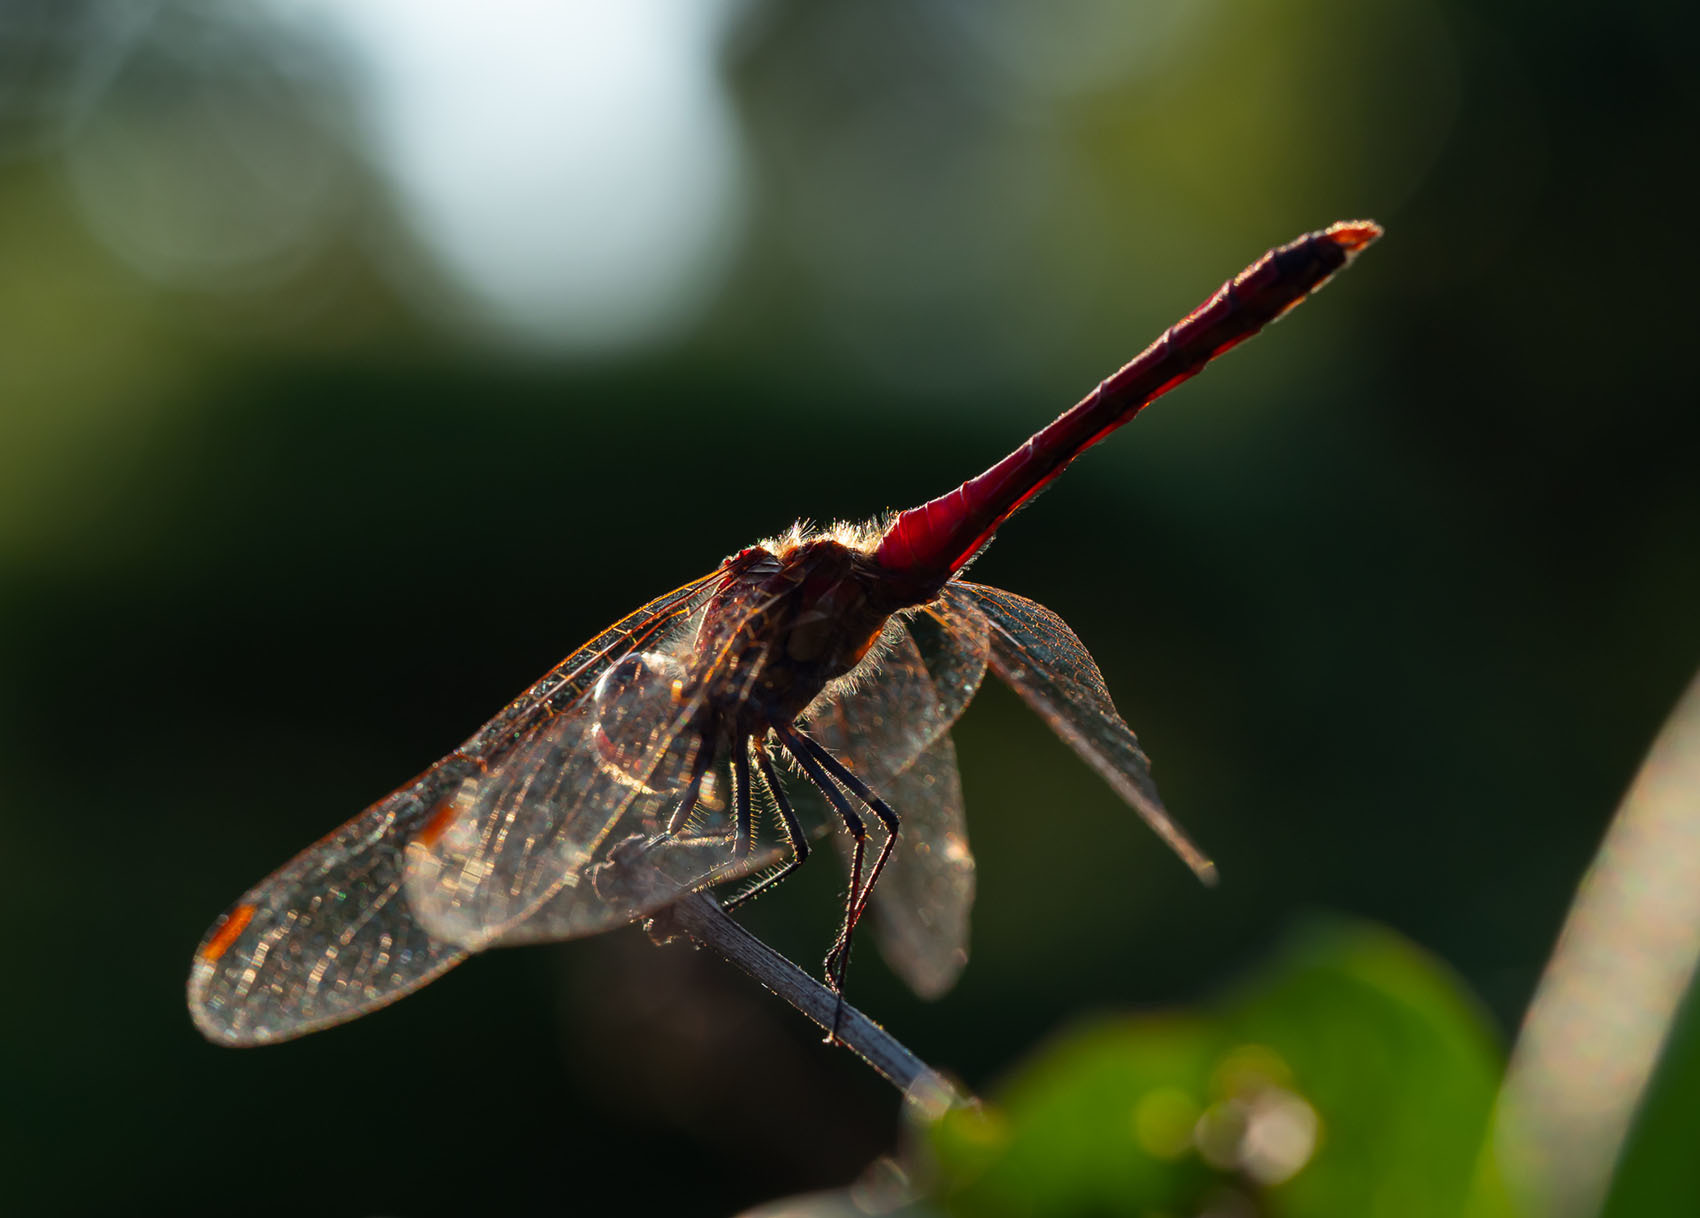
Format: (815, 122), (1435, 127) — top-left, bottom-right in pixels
(857, 728), (974, 998)
(947, 581), (1216, 884)
(802, 612), (984, 996)
(405, 570), (806, 948)
(801, 598), (988, 786)
(188, 784), (471, 1045)
(187, 572), (720, 1044)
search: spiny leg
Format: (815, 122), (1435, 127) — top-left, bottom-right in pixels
(660, 746), (736, 850)
(772, 724), (882, 1000)
(722, 739), (812, 912)
(789, 730), (903, 932)
(775, 728), (865, 982)
(663, 767), (707, 836)
(731, 744), (754, 858)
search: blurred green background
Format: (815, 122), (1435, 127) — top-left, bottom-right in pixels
(2, 0), (1695, 1214)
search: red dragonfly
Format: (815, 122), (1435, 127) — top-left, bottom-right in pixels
(190, 221), (1380, 1044)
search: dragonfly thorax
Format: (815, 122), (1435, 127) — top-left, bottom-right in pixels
(698, 537), (910, 732)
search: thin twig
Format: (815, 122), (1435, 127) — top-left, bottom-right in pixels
(649, 892), (967, 1115)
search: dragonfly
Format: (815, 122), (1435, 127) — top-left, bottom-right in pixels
(189, 220), (1380, 1045)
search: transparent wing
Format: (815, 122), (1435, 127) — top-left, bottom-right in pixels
(800, 596), (989, 786)
(800, 608), (984, 996)
(405, 573), (800, 949)
(187, 785), (471, 1046)
(411, 691), (797, 950)
(187, 572), (720, 1045)
(857, 728), (974, 999)
(493, 748), (795, 946)
(946, 581), (1217, 884)
(402, 698), (683, 948)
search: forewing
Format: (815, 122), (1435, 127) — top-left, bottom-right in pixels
(862, 728), (975, 999)
(402, 699), (673, 947)
(188, 782), (471, 1045)
(947, 582), (1216, 884)
(407, 573), (798, 948)
(411, 690), (792, 949)
(187, 572), (719, 1044)
(496, 748), (794, 945)
(801, 596), (989, 787)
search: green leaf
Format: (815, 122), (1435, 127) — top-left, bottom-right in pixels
(922, 918), (1505, 1218)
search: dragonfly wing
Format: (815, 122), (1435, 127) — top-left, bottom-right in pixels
(802, 610), (983, 997)
(863, 728), (974, 998)
(482, 746), (795, 947)
(188, 573), (720, 1044)
(188, 778), (473, 1045)
(407, 574), (800, 948)
(908, 593), (993, 733)
(947, 582), (1217, 884)
(800, 595), (989, 787)
(403, 698), (675, 948)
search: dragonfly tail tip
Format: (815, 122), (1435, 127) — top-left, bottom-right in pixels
(1325, 219), (1384, 256)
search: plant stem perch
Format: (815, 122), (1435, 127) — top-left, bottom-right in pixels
(651, 892), (966, 1114)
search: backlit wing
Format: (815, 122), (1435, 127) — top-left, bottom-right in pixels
(803, 603), (986, 996)
(800, 595), (989, 786)
(946, 581), (1217, 884)
(406, 682), (788, 950)
(486, 751), (783, 947)
(473, 592), (989, 953)
(187, 572), (720, 1045)
(405, 570), (803, 949)
(858, 727), (974, 998)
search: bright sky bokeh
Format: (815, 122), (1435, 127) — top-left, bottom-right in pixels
(277, 0), (749, 352)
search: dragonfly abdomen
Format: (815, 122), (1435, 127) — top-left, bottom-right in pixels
(1120, 222), (1377, 402)
(872, 221), (1381, 589)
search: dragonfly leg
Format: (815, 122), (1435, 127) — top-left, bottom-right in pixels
(779, 737), (863, 982)
(721, 741), (812, 912)
(828, 832), (867, 1002)
(774, 724), (897, 1020)
(663, 768), (707, 836)
(790, 733), (902, 931)
(731, 746), (754, 858)
(659, 751), (737, 851)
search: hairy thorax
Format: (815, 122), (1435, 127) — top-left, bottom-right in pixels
(695, 528), (918, 733)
